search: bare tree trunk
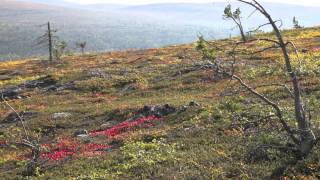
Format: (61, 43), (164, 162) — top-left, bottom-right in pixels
(238, 21), (247, 42)
(231, 17), (247, 42)
(237, 0), (316, 156)
(270, 18), (315, 155)
(48, 22), (53, 62)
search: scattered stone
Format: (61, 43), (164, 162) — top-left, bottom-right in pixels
(27, 77), (76, 92)
(76, 134), (90, 138)
(1, 86), (24, 100)
(100, 121), (117, 130)
(24, 75), (57, 89)
(189, 101), (200, 107)
(1, 75), (59, 101)
(119, 84), (136, 94)
(42, 85), (58, 92)
(87, 69), (110, 78)
(110, 60), (119, 64)
(56, 82), (77, 91)
(73, 129), (88, 137)
(52, 112), (72, 119)
(178, 105), (188, 113)
(1, 111), (38, 124)
(137, 104), (176, 118)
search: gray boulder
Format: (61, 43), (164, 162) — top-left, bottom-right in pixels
(137, 104), (176, 118)
(100, 121), (117, 130)
(24, 75), (57, 89)
(1, 111), (38, 124)
(52, 112), (72, 119)
(1, 86), (24, 100)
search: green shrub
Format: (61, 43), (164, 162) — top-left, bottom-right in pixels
(112, 139), (176, 177)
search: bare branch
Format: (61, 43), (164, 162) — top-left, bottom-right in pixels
(247, 19), (282, 34)
(251, 44), (280, 55)
(247, 8), (258, 19)
(231, 74), (299, 144)
(285, 41), (302, 69)
(1, 93), (30, 142)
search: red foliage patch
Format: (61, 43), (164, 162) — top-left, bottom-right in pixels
(38, 115), (160, 161)
(40, 139), (111, 161)
(41, 149), (75, 161)
(40, 138), (77, 161)
(89, 115), (161, 137)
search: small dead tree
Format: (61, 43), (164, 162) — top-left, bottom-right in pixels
(223, 4), (247, 42)
(36, 22), (58, 62)
(293, 16), (303, 29)
(76, 41), (87, 55)
(197, 0), (316, 157)
(47, 22), (53, 62)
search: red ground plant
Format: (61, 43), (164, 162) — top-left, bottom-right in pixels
(39, 115), (161, 161)
(89, 115), (161, 137)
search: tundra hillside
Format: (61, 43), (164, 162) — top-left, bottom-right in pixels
(0, 26), (320, 179)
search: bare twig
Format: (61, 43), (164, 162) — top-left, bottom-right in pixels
(231, 74), (300, 144)
(247, 19), (282, 34)
(1, 93), (30, 141)
(254, 83), (294, 98)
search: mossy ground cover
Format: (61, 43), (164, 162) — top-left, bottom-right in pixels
(0, 27), (320, 179)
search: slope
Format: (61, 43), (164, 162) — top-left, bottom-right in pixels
(0, 26), (320, 179)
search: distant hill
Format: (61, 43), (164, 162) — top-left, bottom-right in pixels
(0, 0), (226, 60)
(1, 0), (320, 60)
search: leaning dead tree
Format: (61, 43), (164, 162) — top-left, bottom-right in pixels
(238, 0), (316, 157)
(197, 0), (316, 157)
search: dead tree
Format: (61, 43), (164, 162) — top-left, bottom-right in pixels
(47, 22), (53, 62)
(197, 0), (316, 157)
(237, 0), (315, 157)
(36, 22), (58, 62)
(76, 41), (87, 55)
(223, 4), (247, 42)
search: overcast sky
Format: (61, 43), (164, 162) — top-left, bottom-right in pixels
(63, 0), (320, 6)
